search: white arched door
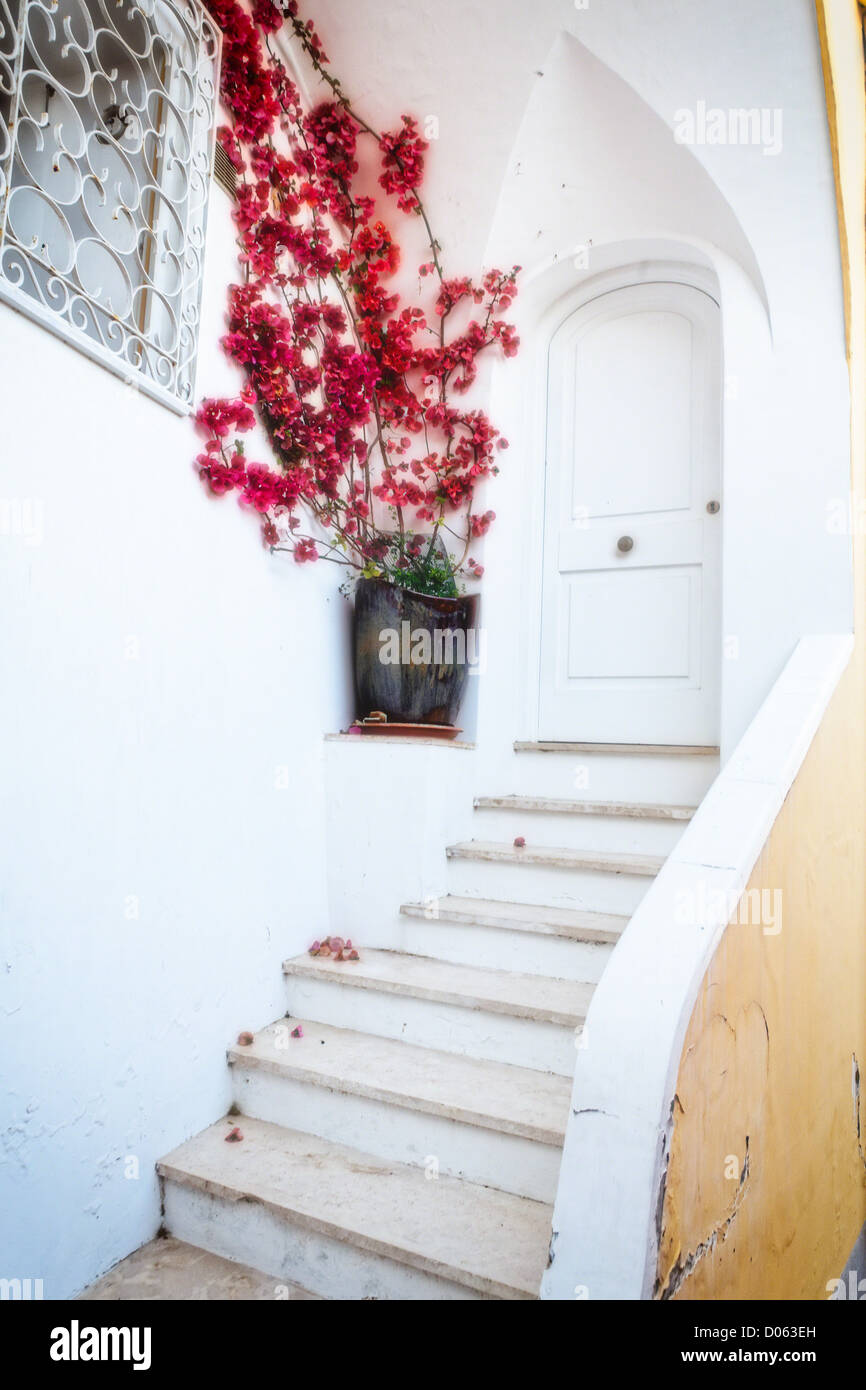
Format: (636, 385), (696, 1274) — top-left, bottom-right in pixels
(539, 281), (722, 745)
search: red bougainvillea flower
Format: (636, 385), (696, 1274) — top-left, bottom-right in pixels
(196, 0), (519, 592)
(470, 510), (496, 538)
(379, 115), (428, 212)
(195, 397), (256, 437)
(252, 0), (282, 32)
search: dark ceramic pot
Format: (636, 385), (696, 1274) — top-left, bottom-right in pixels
(354, 578), (480, 726)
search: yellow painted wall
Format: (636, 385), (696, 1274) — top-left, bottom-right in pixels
(656, 660), (866, 1299)
(655, 0), (866, 1301)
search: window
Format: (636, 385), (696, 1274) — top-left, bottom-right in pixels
(0, 0), (220, 409)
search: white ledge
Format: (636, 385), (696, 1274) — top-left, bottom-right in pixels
(541, 633), (855, 1301)
(325, 732), (475, 750)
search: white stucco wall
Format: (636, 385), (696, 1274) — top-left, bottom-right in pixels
(0, 184), (353, 1297)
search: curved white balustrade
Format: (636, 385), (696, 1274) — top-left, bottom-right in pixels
(542, 633), (855, 1300)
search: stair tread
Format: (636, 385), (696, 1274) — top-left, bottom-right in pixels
(159, 1116), (551, 1299)
(446, 840), (664, 876)
(230, 1019), (570, 1145)
(474, 794), (695, 820)
(283, 949), (592, 1026)
(79, 1235), (321, 1302)
(401, 894), (627, 942)
(513, 741), (719, 756)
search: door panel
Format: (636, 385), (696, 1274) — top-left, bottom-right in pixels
(539, 281), (722, 745)
(570, 309), (694, 518)
(564, 568), (696, 680)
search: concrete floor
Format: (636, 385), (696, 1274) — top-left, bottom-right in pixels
(79, 1236), (319, 1300)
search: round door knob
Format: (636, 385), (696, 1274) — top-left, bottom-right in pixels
(707, 500), (721, 514)
(616, 535), (634, 554)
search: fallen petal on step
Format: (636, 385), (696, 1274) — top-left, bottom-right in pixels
(237, 1031), (254, 1046)
(225, 1126), (243, 1143)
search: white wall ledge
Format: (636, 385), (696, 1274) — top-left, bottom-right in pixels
(325, 733), (476, 750)
(541, 633), (855, 1301)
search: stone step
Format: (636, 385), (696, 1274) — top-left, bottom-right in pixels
(282, 949), (590, 1074)
(473, 794), (696, 819)
(470, 797), (688, 854)
(230, 1019), (569, 1144)
(513, 741), (719, 756)
(444, 840), (661, 914)
(159, 1117), (552, 1300)
(501, 743), (719, 803)
(399, 895), (622, 981)
(79, 1235), (320, 1301)
(229, 1019), (570, 1202)
(401, 894), (627, 943)
(284, 949), (591, 1025)
(446, 841), (664, 876)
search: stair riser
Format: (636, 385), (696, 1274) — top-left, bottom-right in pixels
(162, 1180), (487, 1300)
(401, 916), (615, 981)
(503, 752), (717, 803)
(445, 856), (652, 914)
(231, 1065), (561, 1204)
(471, 807), (686, 855)
(284, 975), (578, 1075)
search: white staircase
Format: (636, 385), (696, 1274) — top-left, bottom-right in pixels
(157, 741), (718, 1300)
